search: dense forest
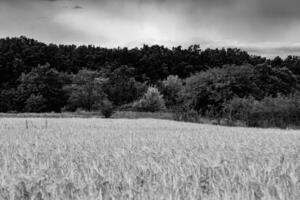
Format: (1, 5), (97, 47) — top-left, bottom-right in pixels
(1, 36), (300, 127)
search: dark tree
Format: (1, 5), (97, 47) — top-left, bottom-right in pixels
(161, 75), (184, 108)
(104, 65), (146, 106)
(184, 64), (262, 114)
(0, 36), (299, 114)
(16, 63), (68, 112)
(65, 69), (107, 111)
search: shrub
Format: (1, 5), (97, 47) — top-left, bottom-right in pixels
(132, 87), (166, 112)
(104, 65), (147, 106)
(223, 96), (255, 123)
(0, 89), (16, 112)
(223, 94), (300, 128)
(184, 64), (262, 115)
(17, 64), (68, 112)
(161, 75), (184, 108)
(184, 64), (298, 116)
(24, 94), (47, 113)
(101, 100), (114, 118)
(65, 69), (107, 111)
(248, 95), (300, 128)
(117, 103), (135, 111)
(173, 106), (200, 122)
(253, 64), (298, 97)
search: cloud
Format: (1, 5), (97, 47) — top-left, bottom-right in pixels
(73, 5), (83, 9)
(0, 0), (300, 57)
(255, 0), (300, 19)
(245, 45), (300, 58)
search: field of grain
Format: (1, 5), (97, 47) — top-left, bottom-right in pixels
(0, 118), (299, 200)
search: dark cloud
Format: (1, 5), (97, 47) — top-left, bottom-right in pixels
(73, 5), (83, 9)
(256, 0), (300, 19)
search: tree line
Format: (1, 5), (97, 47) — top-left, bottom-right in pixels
(1, 36), (300, 127)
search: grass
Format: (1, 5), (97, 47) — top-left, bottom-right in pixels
(0, 111), (174, 120)
(0, 118), (299, 200)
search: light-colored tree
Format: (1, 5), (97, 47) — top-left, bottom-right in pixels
(161, 75), (183, 107)
(133, 86), (166, 112)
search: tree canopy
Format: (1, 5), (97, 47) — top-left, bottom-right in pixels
(0, 36), (299, 114)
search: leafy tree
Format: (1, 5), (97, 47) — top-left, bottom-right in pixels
(65, 69), (107, 111)
(133, 86), (166, 112)
(24, 94), (47, 112)
(16, 63), (68, 112)
(161, 75), (184, 108)
(223, 96), (256, 123)
(223, 94), (300, 128)
(104, 65), (146, 106)
(0, 89), (16, 112)
(283, 56), (300, 76)
(271, 56), (283, 67)
(101, 100), (115, 118)
(253, 63), (298, 97)
(184, 64), (262, 114)
(0, 36), (300, 114)
(185, 63), (299, 116)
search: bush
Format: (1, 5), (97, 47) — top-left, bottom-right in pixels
(132, 87), (166, 112)
(249, 95), (300, 128)
(224, 94), (300, 128)
(223, 96), (255, 123)
(161, 75), (184, 108)
(184, 64), (298, 116)
(104, 65), (147, 106)
(117, 103), (135, 111)
(65, 69), (108, 111)
(17, 64), (68, 112)
(184, 64), (262, 115)
(24, 94), (47, 113)
(101, 100), (114, 118)
(0, 89), (16, 112)
(173, 106), (200, 122)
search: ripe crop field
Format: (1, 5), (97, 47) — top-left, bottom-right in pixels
(0, 118), (299, 200)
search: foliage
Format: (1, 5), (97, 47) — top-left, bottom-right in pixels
(223, 96), (256, 124)
(132, 86), (166, 112)
(282, 55), (300, 76)
(65, 69), (107, 111)
(184, 64), (299, 116)
(253, 63), (298, 97)
(24, 94), (47, 113)
(248, 94), (300, 128)
(1, 36), (300, 125)
(104, 65), (146, 106)
(100, 100), (115, 118)
(173, 106), (200, 122)
(15, 63), (68, 112)
(224, 94), (300, 128)
(184, 64), (261, 114)
(0, 89), (16, 112)
(161, 75), (184, 108)
(0, 36), (261, 91)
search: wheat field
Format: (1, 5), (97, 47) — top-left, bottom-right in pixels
(0, 118), (299, 200)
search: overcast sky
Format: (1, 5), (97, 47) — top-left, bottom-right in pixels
(1, 0), (300, 58)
